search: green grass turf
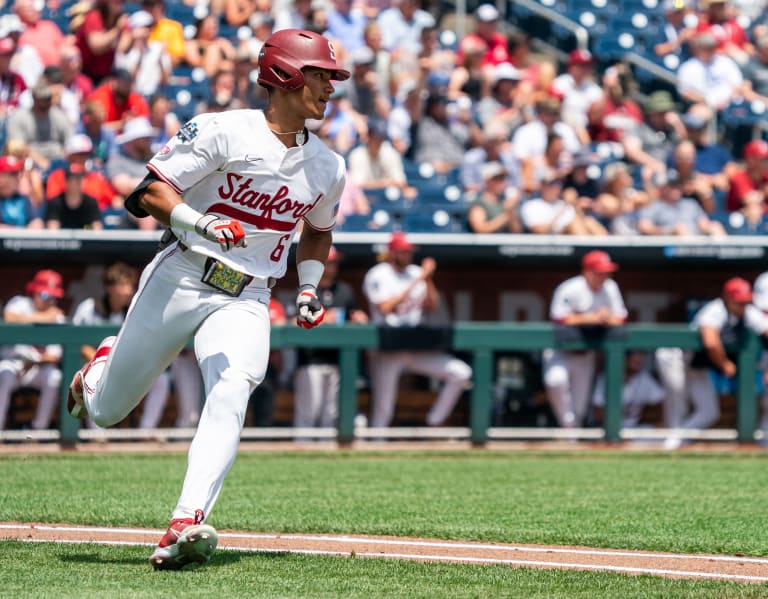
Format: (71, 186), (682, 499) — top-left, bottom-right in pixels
(3, 450), (768, 597)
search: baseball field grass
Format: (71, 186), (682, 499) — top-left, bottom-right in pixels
(2, 449), (768, 598)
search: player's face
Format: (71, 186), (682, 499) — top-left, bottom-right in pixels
(299, 68), (336, 120)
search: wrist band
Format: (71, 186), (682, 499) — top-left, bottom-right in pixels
(170, 203), (205, 232)
(297, 259), (324, 290)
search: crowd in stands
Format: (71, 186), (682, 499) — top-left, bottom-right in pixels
(0, 0), (767, 234)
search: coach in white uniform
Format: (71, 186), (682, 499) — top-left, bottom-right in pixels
(65, 29), (349, 570)
(543, 250), (628, 428)
(363, 232), (472, 428)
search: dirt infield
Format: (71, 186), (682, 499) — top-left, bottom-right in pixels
(2, 522), (768, 583)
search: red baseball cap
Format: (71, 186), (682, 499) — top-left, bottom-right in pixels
(581, 250), (618, 273)
(388, 231), (415, 252)
(568, 49), (594, 66)
(743, 139), (768, 159)
(723, 277), (752, 303)
(27, 269), (64, 298)
(0, 156), (23, 174)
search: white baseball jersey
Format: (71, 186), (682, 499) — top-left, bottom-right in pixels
(549, 275), (627, 322)
(148, 109), (346, 280)
(363, 262), (427, 326)
(691, 298), (768, 335)
(1, 295), (63, 362)
(71, 298), (126, 326)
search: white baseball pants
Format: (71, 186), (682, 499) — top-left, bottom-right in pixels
(81, 245), (272, 521)
(543, 349), (596, 428)
(0, 361), (62, 430)
(655, 348), (720, 429)
(368, 350), (472, 427)
(293, 364), (339, 428)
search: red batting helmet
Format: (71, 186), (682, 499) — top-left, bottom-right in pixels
(257, 29), (350, 91)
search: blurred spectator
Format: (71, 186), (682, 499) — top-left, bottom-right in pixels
(6, 81), (72, 166)
(552, 49), (602, 145)
(676, 31), (743, 111)
(144, 0), (186, 66)
(411, 93), (467, 174)
(18, 65), (80, 126)
(0, 37), (27, 117)
(362, 231), (472, 427)
(184, 14), (235, 79)
(543, 250), (627, 428)
(520, 173), (608, 235)
(4, 138), (44, 209)
(753, 273), (768, 437)
(59, 45), (94, 107)
(596, 161), (649, 215)
(293, 246), (368, 433)
(376, 0), (435, 56)
(76, 100), (118, 167)
(669, 138), (719, 213)
(2, 13), (44, 89)
(587, 64), (643, 149)
(45, 163), (104, 230)
(652, 0), (696, 61)
(115, 10), (171, 98)
(326, 0), (367, 52)
(197, 68), (242, 113)
(726, 138), (768, 212)
(348, 117), (411, 195)
(46, 134), (117, 212)
(533, 131), (572, 188)
(239, 12), (274, 65)
(467, 161), (522, 233)
(678, 106), (735, 184)
(387, 77), (425, 157)
(563, 149), (602, 206)
(474, 62), (524, 132)
(223, 0), (261, 28)
(724, 186), (768, 234)
(148, 93), (180, 154)
(362, 21), (392, 97)
(655, 277), (767, 448)
(0, 155), (43, 228)
(460, 120), (521, 195)
(13, 0), (64, 67)
(592, 350), (666, 429)
(740, 33), (768, 105)
(75, 0), (129, 84)
(512, 95), (581, 195)
(273, 0), (315, 33)
(695, 0), (753, 65)
(315, 86), (362, 154)
(335, 169), (370, 226)
(457, 4), (510, 68)
(622, 90), (684, 178)
(448, 36), (488, 102)
(347, 46), (390, 119)
(0, 269), (65, 430)
(106, 116), (159, 229)
(86, 67), (151, 131)
(637, 169), (727, 236)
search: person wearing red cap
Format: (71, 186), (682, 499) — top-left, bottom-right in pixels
(551, 49), (601, 145)
(655, 277), (768, 448)
(362, 232), (472, 428)
(0, 155), (43, 229)
(0, 270), (65, 431)
(542, 250), (628, 428)
(726, 139), (768, 213)
(293, 246), (369, 435)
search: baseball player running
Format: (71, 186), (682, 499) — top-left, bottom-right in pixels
(66, 29), (349, 570)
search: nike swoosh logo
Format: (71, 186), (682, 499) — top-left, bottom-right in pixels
(245, 155), (263, 162)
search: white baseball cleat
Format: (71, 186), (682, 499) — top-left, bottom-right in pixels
(149, 519), (218, 571)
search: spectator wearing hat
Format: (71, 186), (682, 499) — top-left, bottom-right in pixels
(348, 117), (412, 196)
(105, 116), (159, 229)
(0, 36), (27, 117)
(542, 250), (627, 428)
(142, 0), (186, 66)
(6, 81), (72, 166)
(695, 0), (753, 65)
(474, 62), (525, 132)
(376, 0), (435, 57)
(467, 161), (522, 233)
(86, 67), (151, 131)
(460, 120), (521, 194)
(13, 0), (64, 68)
(726, 139), (768, 213)
(652, 0), (696, 61)
(456, 3), (510, 68)
(326, 0), (368, 53)
(115, 10), (171, 97)
(0, 155), (43, 228)
(75, 0), (130, 84)
(638, 167), (726, 235)
(293, 246), (369, 434)
(655, 277), (768, 448)
(677, 31), (743, 111)
(45, 134), (117, 212)
(45, 163), (104, 230)
(0, 269), (65, 430)
(362, 231), (472, 428)
(347, 46), (390, 119)
(551, 49), (602, 145)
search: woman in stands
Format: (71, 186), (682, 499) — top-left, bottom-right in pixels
(184, 14), (236, 79)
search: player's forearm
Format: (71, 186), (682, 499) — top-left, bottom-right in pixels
(138, 181), (184, 226)
(296, 225), (332, 265)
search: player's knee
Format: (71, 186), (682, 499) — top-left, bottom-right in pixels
(43, 365), (62, 388)
(544, 365), (568, 389)
(445, 359), (472, 383)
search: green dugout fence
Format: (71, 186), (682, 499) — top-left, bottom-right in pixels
(0, 323), (762, 445)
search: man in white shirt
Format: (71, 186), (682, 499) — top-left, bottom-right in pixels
(677, 31), (743, 110)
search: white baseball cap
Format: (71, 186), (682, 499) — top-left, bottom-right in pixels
(753, 272), (768, 311)
(129, 10), (154, 29)
(65, 134), (93, 155)
(476, 3), (499, 21)
(116, 117), (158, 145)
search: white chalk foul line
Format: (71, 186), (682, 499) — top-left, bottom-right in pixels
(2, 524), (767, 582)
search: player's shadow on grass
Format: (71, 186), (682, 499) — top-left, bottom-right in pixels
(59, 550), (244, 567)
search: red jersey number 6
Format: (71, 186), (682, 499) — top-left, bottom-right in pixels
(270, 234), (291, 262)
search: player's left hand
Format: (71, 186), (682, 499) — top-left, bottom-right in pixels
(296, 286), (325, 329)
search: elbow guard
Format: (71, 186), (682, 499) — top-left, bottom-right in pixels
(124, 171), (162, 218)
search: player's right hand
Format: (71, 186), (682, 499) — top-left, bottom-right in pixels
(296, 286), (325, 329)
(195, 214), (248, 251)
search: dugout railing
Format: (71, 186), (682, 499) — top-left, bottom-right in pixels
(0, 323), (762, 445)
